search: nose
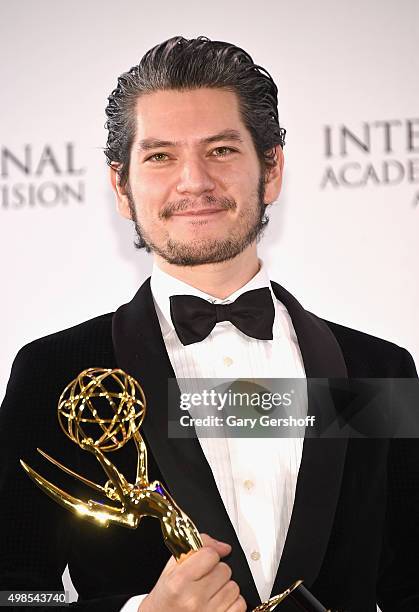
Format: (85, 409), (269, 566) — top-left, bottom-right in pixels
(176, 157), (216, 196)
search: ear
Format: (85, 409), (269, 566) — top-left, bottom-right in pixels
(263, 145), (284, 205)
(109, 163), (132, 220)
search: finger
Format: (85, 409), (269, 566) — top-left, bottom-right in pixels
(162, 534), (231, 578)
(177, 546), (221, 581)
(209, 579), (240, 611)
(178, 549), (196, 564)
(162, 547), (199, 576)
(198, 561), (232, 599)
(226, 594), (247, 612)
(200, 533), (232, 557)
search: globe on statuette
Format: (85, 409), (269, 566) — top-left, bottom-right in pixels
(57, 367), (146, 452)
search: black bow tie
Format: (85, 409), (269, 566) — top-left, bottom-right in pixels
(169, 287), (275, 346)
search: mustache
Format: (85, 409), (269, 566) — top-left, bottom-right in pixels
(159, 195), (236, 219)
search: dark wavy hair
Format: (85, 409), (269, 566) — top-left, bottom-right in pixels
(105, 35), (286, 186)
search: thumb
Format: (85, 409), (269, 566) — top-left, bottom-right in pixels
(200, 532), (232, 557)
(162, 532), (232, 575)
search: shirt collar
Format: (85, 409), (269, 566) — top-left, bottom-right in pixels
(150, 259), (276, 337)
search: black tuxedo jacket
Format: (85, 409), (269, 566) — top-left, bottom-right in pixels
(0, 279), (418, 612)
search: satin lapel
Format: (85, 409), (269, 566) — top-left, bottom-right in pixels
(112, 278), (260, 607)
(270, 281), (349, 594)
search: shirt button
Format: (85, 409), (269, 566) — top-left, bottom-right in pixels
(244, 479), (254, 490)
(250, 551), (260, 561)
(223, 356), (233, 367)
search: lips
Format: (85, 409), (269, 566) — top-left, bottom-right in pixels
(171, 208), (226, 217)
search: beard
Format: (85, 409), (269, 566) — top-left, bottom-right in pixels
(126, 175), (269, 266)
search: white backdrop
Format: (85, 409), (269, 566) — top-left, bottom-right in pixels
(1, 0), (418, 605)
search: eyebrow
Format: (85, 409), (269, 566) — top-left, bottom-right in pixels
(136, 129), (244, 152)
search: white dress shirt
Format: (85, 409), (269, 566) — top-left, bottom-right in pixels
(121, 260), (306, 611)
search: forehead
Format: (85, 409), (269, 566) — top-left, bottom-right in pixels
(133, 87), (250, 143)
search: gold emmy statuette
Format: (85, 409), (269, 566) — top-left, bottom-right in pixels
(21, 368), (328, 612)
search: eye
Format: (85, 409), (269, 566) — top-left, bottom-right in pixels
(211, 146), (236, 157)
(146, 152), (170, 162)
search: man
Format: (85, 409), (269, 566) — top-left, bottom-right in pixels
(0, 36), (418, 612)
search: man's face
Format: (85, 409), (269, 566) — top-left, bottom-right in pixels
(114, 87), (282, 266)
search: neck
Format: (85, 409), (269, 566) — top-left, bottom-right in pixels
(154, 245), (260, 299)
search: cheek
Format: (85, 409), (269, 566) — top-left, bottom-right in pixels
(201, 172), (250, 207)
(221, 162), (260, 188)
(129, 175), (168, 216)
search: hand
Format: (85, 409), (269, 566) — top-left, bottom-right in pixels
(138, 533), (246, 611)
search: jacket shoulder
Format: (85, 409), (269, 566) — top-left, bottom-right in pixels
(321, 318), (417, 377)
(17, 312), (114, 358)
(5, 313), (116, 402)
